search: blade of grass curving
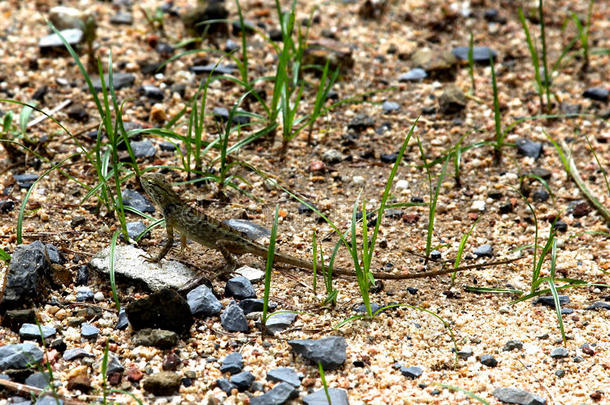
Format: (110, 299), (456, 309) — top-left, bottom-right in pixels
(518, 7), (544, 111)
(318, 362), (332, 403)
(465, 286), (523, 295)
(262, 205), (280, 334)
(451, 216), (480, 281)
(490, 52), (503, 163)
(548, 238), (566, 342)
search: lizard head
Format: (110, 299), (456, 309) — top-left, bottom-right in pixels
(140, 173), (180, 208)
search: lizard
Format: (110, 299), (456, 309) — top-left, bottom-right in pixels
(139, 173), (519, 280)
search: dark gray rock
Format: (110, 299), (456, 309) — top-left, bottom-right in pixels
(550, 348), (569, 359)
(75, 286), (94, 302)
(115, 308), (128, 330)
(139, 85), (164, 101)
(503, 340), (523, 351)
(1, 308), (37, 332)
(303, 388), (349, 405)
(380, 153), (398, 163)
(67, 106), (88, 122)
(122, 221), (149, 242)
(457, 346), (473, 360)
(187, 285), (222, 317)
(189, 64), (236, 75)
(451, 46), (497, 64)
(439, 84), (466, 114)
(131, 140), (157, 159)
(586, 301), (610, 310)
(0, 200), (15, 213)
(230, 371), (254, 391)
(264, 312), (297, 334)
(110, 12), (133, 25)
(220, 352), (243, 374)
(480, 354), (498, 367)
(583, 88), (609, 102)
(400, 366), (423, 379)
(80, 323), (99, 340)
(238, 298), (277, 315)
(0, 343), (44, 370)
(142, 371), (181, 396)
(103, 354), (124, 374)
(126, 288), (194, 335)
(225, 40), (239, 52)
(250, 382), (299, 405)
(348, 113), (375, 132)
(122, 189), (155, 213)
(288, 336), (346, 370)
(532, 189), (549, 203)
(90, 73), (136, 91)
(13, 174), (39, 189)
(267, 367), (301, 387)
(35, 396), (64, 405)
(474, 244), (493, 258)
(493, 387), (547, 405)
(355, 302), (382, 314)
(63, 348), (94, 361)
(553, 221), (567, 233)
(25, 372), (50, 389)
(398, 68), (427, 82)
(19, 323), (56, 341)
(132, 329), (179, 349)
(216, 378), (236, 394)
(39, 29), (83, 52)
(225, 276), (256, 300)
(220, 302), (249, 332)
(534, 295), (570, 308)
(516, 139), (543, 159)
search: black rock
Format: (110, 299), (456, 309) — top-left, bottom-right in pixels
(49, 338), (66, 353)
(267, 367), (301, 387)
(0, 343), (43, 370)
(131, 140), (157, 158)
(400, 366), (423, 379)
(493, 387), (547, 405)
(503, 340), (523, 351)
(484, 9), (506, 23)
(32, 86), (48, 101)
(555, 369), (565, 378)
(0, 200), (15, 213)
(212, 107), (251, 126)
(348, 113), (375, 132)
(187, 284), (222, 317)
(382, 101), (400, 113)
(220, 352), (243, 374)
(126, 288), (194, 335)
(268, 28), (283, 41)
(407, 287), (418, 295)
(139, 85), (164, 101)
(224, 39), (239, 53)
(140, 61), (166, 75)
(516, 138), (543, 159)
(560, 307), (574, 315)
(480, 354), (498, 367)
(13, 173), (39, 189)
(159, 141), (177, 151)
(583, 88), (609, 102)
(182, 3), (229, 36)
(115, 308), (128, 330)
(303, 388), (349, 405)
(110, 12), (133, 25)
(189, 64), (236, 75)
(354, 302), (382, 314)
(220, 302), (249, 332)
(532, 189), (549, 203)
(457, 347), (473, 360)
(451, 46), (497, 64)
(89, 73), (136, 92)
(216, 378), (236, 395)
(232, 19), (257, 35)
(553, 221), (567, 233)
(474, 244), (493, 258)
(499, 202), (513, 214)
(105, 354), (124, 374)
(250, 382), (299, 405)
(75, 287), (94, 302)
(534, 295), (570, 308)
(430, 250), (442, 260)
(288, 336), (346, 370)
(170, 83), (186, 98)
(155, 42), (174, 57)
(238, 298), (277, 315)
(586, 301), (610, 310)
(1, 241), (52, 308)
(225, 276), (256, 300)
(39, 29), (83, 53)
(67, 106), (88, 122)
(25, 372), (50, 389)
(122, 189), (155, 213)
(63, 348), (94, 361)
(132, 328), (179, 349)
(398, 68), (427, 82)
(81, 323), (99, 340)
(230, 371), (254, 391)
(380, 153), (398, 163)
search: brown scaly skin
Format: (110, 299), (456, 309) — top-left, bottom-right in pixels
(140, 173), (518, 279)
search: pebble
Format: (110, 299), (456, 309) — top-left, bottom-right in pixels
(582, 88), (609, 102)
(534, 295), (570, 308)
(347, 113), (375, 132)
(550, 347), (569, 359)
(303, 388), (349, 405)
(451, 46), (497, 64)
(216, 378), (236, 395)
(126, 288), (194, 335)
(353, 175), (365, 185)
(251, 382), (299, 405)
(439, 84), (467, 114)
(220, 302), (249, 332)
(503, 340), (523, 351)
(132, 328), (179, 349)
(121, 189), (155, 213)
(189, 64), (236, 75)
(474, 244), (493, 258)
(470, 200), (486, 212)
(398, 68), (427, 82)
(380, 152), (398, 163)
(457, 346), (473, 360)
(220, 352), (244, 374)
(142, 371), (181, 396)
(131, 140), (157, 158)
(19, 323), (56, 341)
(400, 366), (423, 379)
(63, 348), (94, 361)
(80, 323), (99, 340)
(493, 387), (547, 405)
(267, 367), (302, 387)
(139, 85), (164, 100)
(265, 312), (297, 334)
(110, 12), (133, 25)
(230, 371), (255, 391)
(187, 284), (223, 317)
(321, 148), (344, 164)
(225, 276), (257, 300)
(239, 298), (277, 315)
(0, 343), (44, 370)
(39, 29), (83, 52)
(123, 221), (148, 242)
(75, 287), (94, 302)
(25, 372), (50, 389)
(49, 6), (88, 30)
(288, 336), (346, 370)
(89, 73), (136, 92)
(13, 173), (39, 189)
(382, 101), (400, 113)
(516, 138), (543, 159)
(480, 354), (498, 367)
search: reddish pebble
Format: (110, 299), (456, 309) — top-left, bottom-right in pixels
(127, 366), (144, 382)
(402, 213), (420, 224)
(308, 160), (326, 172)
(107, 371), (122, 386)
(162, 352), (181, 371)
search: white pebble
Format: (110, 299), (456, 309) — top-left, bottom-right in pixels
(352, 176), (365, 186)
(470, 200), (486, 212)
(395, 179), (409, 191)
(94, 292), (105, 302)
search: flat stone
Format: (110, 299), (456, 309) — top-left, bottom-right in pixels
(220, 352), (243, 374)
(189, 64), (236, 75)
(251, 382), (299, 405)
(110, 12), (133, 25)
(142, 371), (181, 396)
(516, 138), (543, 159)
(39, 29), (83, 51)
(400, 366), (423, 379)
(398, 68), (427, 81)
(493, 387), (547, 405)
(451, 46), (497, 64)
(19, 323), (56, 341)
(89, 73), (136, 92)
(583, 88), (609, 102)
(264, 312), (297, 334)
(132, 329), (179, 349)
(303, 388), (349, 405)
(187, 284), (223, 317)
(288, 336), (346, 370)
(0, 343), (44, 370)
(267, 367), (301, 387)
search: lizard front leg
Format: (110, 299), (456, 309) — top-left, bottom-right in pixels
(214, 239), (241, 276)
(145, 223), (175, 263)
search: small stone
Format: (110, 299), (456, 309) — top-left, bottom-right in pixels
(230, 371), (254, 391)
(133, 329), (179, 349)
(63, 348), (94, 361)
(67, 374), (92, 393)
(451, 46), (497, 64)
(238, 298), (277, 315)
(123, 221), (149, 242)
(470, 200), (486, 212)
(555, 369), (565, 378)
(569, 200), (591, 218)
(142, 371), (181, 396)
(457, 346), (473, 360)
(532, 189), (549, 202)
(225, 276), (256, 300)
(251, 382), (299, 404)
(150, 103), (167, 123)
(122, 189), (155, 213)
(25, 372), (50, 389)
(13, 173), (39, 189)
(400, 366), (423, 379)
(265, 312), (297, 334)
(49, 6), (87, 30)
(162, 352), (181, 371)
(19, 323), (56, 341)
(216, 378), (236, 395)
(224, 39), (239, 52)
(39, 29), (83, 53)
(382, 101), (400, 113)
(189, 64), (236, 75)
(220, 352), (243, 374)
(380, 153), (398, 163)
(439, 84), (467, 114)
(550, 347), (569, 359)
(398, 68), (427, 82)
(503, 340), (523, 351)
(126, 288), (194, 335)
(583, 88), (609, 102)
(187, 285), (222, 317)
(474, 244), (493, 258)
(81, 323), (99, 340)
(516, 138), (543, 159)
(131, 140), (156, 159)
(553, 221), (567, 232)
(288, 336), (346, 370)
(139, 85), (164, 101)
(110, 12), (133, 25)
(347, 113), (375, 132)
(303, 388), (349, 405)
(0, 343), (43, 370)
(534, 295), (570, 308)
(493, 387), (547, 405)
(67, 106), (89, 122)
(75, 286), (94, 302)
(586, 301), (610, 310)
(480, 354), (498, 367)
(321, 148), (344, 164)
(89, 73), (136, 92)
(220, 302), (249, 332)
(267, 367), (301, 387)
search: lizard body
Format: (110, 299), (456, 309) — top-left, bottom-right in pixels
(140, 173), (516, 279)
